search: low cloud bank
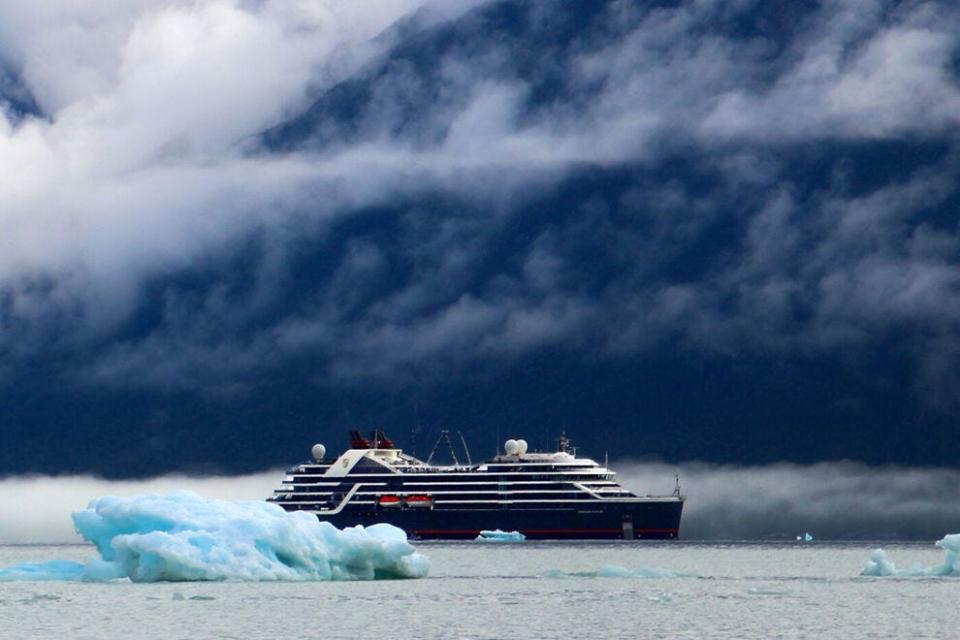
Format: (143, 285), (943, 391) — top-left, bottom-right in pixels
(2, 463), (958, 543)
(0, 472), (279, 544)
(618, 462), (960, 541)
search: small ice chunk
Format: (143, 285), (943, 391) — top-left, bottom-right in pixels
(861, 533), (960, 577)
(805, 533), (814, 542)
(861, 549), (899, 577)
(476, 529), (525, 543)
(932, 533), (960, 576)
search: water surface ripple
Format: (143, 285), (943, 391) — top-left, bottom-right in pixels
(1, 541), (956, 639)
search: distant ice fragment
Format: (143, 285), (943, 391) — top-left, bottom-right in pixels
(476, 529), (525, 542)
(861, 549), (900, 577)
(598, 564), (687, 578)
(805, 533), (814, 542)
(0, 560), (85, 581)
(543, 565), (690, 579)
(597, 564), (635, 577)
(0, 491), (429, 582)
(861, 533), (960, 577)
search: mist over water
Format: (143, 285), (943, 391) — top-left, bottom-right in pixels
(1, 462), (958, 543)
(0, 473), (280, 544)
(616, 462), (960, 541)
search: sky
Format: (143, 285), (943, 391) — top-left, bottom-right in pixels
(2, 0), (960, 480)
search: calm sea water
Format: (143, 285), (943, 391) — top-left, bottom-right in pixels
(1, 541), (956, 640)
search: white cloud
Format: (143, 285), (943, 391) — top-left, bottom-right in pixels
(2, 0), (960, 397)
(701, 5), (960, 141)
(0, 0), (490, 350)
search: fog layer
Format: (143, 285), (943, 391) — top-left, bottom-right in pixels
(2, 463), (958, 543)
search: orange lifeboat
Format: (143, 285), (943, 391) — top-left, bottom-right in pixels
(404, 495), (434, 508)
(378, 495), (402, 507)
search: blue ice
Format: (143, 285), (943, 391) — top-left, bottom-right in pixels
(0, 491), (429, 582)
(543, 565), (690, 578)
(475, 529), (525, 542)
(0, 560), (86, 581)
(861, 533), (960, 577)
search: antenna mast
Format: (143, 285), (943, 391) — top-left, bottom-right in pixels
(426, 430), (459, 466)
(458, 431), (472, 466)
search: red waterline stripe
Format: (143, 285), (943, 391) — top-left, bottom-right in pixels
(414, 528), (678, 535)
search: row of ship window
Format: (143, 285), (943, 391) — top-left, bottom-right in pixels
(282, 483), (620, 492)
(275, 492), (632, 502)
(285, 474), (615, 482)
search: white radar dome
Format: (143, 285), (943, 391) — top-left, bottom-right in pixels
(516, 439), (528, 455)
(311, 444), (326, 461)
(504, 439), (519, 455)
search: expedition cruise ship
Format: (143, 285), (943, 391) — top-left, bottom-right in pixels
(268, 430), (684, 540)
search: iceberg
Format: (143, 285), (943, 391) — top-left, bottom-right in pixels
(861, 533), (960, 577)
(0, 491), (429, 582)
(475, 529), (525, 543)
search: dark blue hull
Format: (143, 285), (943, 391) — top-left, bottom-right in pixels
(292, 500), (683, 540)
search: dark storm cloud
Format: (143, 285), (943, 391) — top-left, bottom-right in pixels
(2, 0), (960, 414)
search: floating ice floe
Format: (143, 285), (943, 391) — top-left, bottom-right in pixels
(543, 564), (690, 579)
(795, 532), (814, 542)
(475, 529), (525, 543)
(0, 560), (88, 581)
(861, 533), (960, 577)
(0, 491), (429, 582)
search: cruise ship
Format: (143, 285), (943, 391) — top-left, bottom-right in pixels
(267, 430), (684, 540)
